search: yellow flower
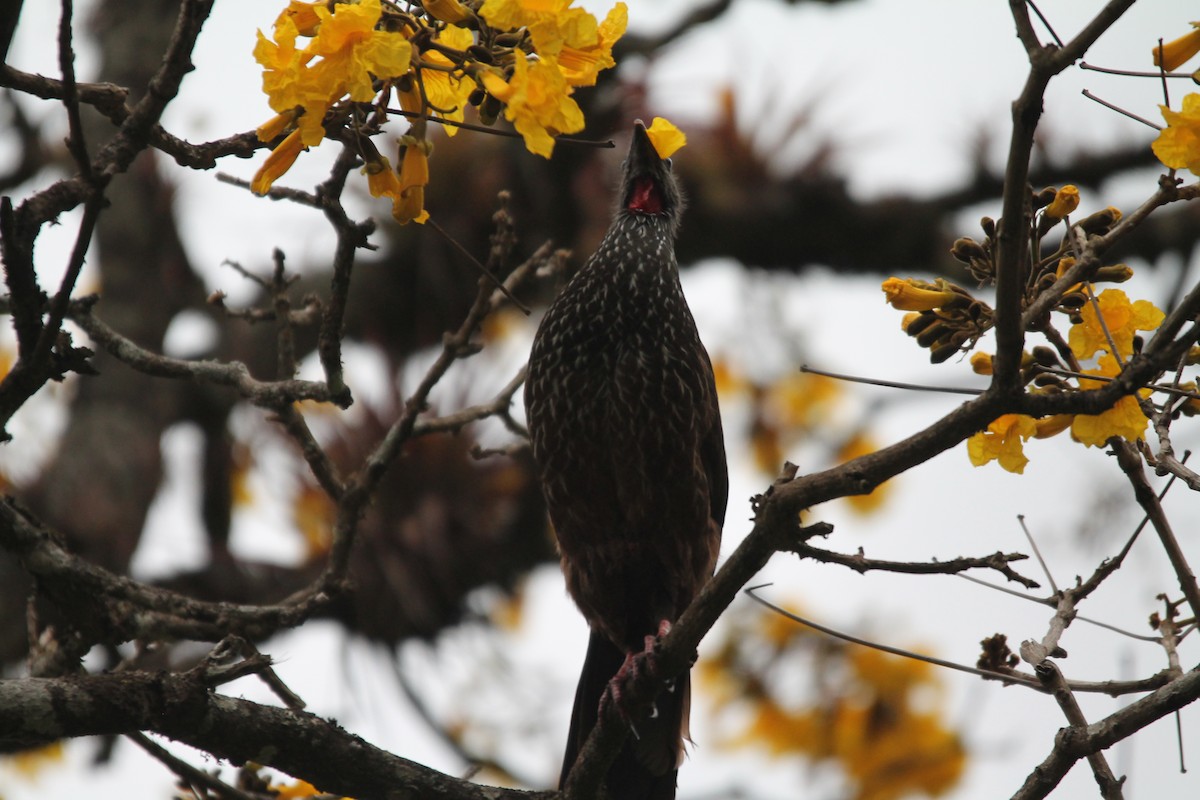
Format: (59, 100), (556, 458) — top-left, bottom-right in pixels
(364, 154), (402, 200)
(712, 357), (749, 396)
(280, 1), (322, 36)
(1070, 355), (1150, 447)
(1153, 93), (1200, 176)
(1044, 185), (1079, 219)
(424, 0), (473, 24)
(1153, 23), (1200, 71)
(969, 351), (993, 376)
(255, 0), (412, 147)
(558, 3), (627, 86)
(764, 372), (840, 429)
(480, 0), (601, 57)
(1071, 395), (1148, 447)
(1068, 288), (1164, 361)
(250, 128), (306, 194)
(480, 52), (584, 157)
(881, 277), (963, 312)
(392, 140), (431, 224)
(6, 741), (65, 778)
(645, 117), (686, 159)
(1034, 414), (1073, 439)
(256, 109), (299, 142)
(750, 420), (784, 475)
(420, 25), (476, 136)
(967, 414), (1038, 474)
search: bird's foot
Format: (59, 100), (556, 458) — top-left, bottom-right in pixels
(599, 620), (673, 730)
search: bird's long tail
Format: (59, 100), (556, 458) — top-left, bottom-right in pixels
(561, 629), (687, 800)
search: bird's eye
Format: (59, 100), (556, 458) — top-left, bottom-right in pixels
(664, 158), (673, 171)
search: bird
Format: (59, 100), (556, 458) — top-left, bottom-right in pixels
(524, 120), (728, 799)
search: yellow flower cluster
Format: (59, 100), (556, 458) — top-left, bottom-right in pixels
(967, 288), (1165, 473)
(884, 181), (1169, 473)
(250, 0), (630, 223)
(703, 601), (966, 800)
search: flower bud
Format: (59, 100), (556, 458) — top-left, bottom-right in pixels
(1031, 346), (1061, 368)
(950, 237), (986, 264)
(1033, 186), (1058, 210)
(903, 312), (937, 337)
(1095, 263), (1134, 283)
(930, 341), (961, 364)
(1078, 206), (1122, 235)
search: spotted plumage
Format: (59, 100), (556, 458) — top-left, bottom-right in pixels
(525, 122), (728, 799)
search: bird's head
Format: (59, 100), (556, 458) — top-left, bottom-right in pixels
(618, 120), (683, 227)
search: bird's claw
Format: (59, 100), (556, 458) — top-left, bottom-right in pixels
(599, 620), (673, 729)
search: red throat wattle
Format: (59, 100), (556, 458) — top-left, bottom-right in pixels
(627, 176), (663, 214)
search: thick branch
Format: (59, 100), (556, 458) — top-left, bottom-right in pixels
(0, 498), (329, 645)
(1011, 666), (1200, 800)
(1034, 660), (1124, 799)
(0, 669), (553, 799)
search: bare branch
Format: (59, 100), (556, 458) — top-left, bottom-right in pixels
(0, 669), (556, 799)
(1034, 660), (1125, 798)
(1113, 441), (1200, 621)
(0, 498), (330, 645)
(1011, 666), (1200, 799)
(791, 542), (1040, 589)
(70, 303), (348, 409)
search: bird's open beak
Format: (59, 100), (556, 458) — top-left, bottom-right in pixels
(628, 119), (665, 174)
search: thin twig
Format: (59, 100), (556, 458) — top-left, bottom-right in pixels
(427, 217), (530, 314)
(1018, 514), (1059, 594)
(744, 585), (1167, 696)
(792, 542), (1039, 588)
(1081, 89), (1162, 130)
(128, 732), (261, 800)
(1080, 62), (1193, 79)
(384, 106), (615, 148)
(799, 364), (983, 396)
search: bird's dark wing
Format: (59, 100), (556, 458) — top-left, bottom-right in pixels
(700, 354), (729, 529)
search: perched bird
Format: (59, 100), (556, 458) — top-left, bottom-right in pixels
(524, 121), (728, 799)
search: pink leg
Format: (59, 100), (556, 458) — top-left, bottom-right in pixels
(599, 620), (673, 727)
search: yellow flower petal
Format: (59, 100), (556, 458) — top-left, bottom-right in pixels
(251, 128), (306, 195)
(365, 155), (402, 200)
(967, 414), (1037, 473)
(1044, 185), (1079, 219)
(645, 117), (687, 159)
(881, 277), (960, 311)
(1153, 93), (1200, 176)
(1068, 289), (1164, 361)
(1070, 395), (1148, 447)
(1152, 23), (1200, 71)
(424, 0), (472, 24)
(486, 52), (584, 158)
(969, 351), (993, 376)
